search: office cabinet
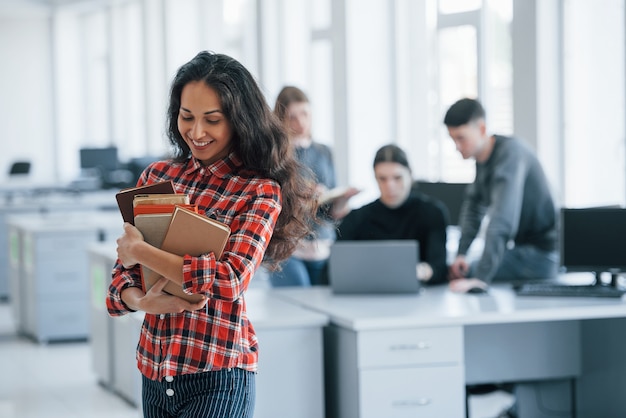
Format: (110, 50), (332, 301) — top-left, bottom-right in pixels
(7, 211), (122, 342)
(0, 203), (39, 300)
(254, 324), (326, 418)
(7, 220), (26, 333)
(360, 365), (464, 418)
(0, 189), (118, 300)
(111, 311), (144, 408)
(357, 326), (463, 367)
(88, 242), (117, 388)
(23, 225), (98, 342)
(326, 324), (465, 418)
(88, 242), (143, 412)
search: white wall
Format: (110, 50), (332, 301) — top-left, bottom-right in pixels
(0, 5), (56, 184)
(342, 0), (395, 203)
(563, 0), (626, 207)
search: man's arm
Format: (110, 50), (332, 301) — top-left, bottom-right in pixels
(472, 146), (528, 283)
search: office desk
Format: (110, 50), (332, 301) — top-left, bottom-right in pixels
(274, 285), (626, 418)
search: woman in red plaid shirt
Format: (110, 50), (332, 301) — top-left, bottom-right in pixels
(106, 51), (317, 417)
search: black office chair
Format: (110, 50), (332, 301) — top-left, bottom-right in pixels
(9, 161), (31, 176)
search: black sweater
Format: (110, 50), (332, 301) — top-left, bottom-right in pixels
(336, 193), (450, 284)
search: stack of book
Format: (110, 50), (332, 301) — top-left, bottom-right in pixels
(116, 181), (230, 302)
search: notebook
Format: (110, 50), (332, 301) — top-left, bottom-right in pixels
(328, 240), (421, 294)
(142, 206), (231, 303)
(115, 180), (176, 224)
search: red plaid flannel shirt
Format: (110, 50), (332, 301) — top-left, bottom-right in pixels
(106, 152), (281, 380)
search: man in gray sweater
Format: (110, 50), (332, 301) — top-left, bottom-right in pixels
(444, 98), (558, 293)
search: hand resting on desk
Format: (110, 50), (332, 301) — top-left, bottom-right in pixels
(449, 278), (489, 294)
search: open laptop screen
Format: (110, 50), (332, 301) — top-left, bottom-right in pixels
(328, 240), (420, 294)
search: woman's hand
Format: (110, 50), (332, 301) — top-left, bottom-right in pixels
(136, 278), (208, 314)
(416, 262), (433, 282)
(330, 187), (361, 219)
(116, 222), (145, 268)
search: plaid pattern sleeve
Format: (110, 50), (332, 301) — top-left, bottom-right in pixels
(106, 153), (282, 379)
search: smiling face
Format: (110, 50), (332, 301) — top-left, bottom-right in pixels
(374, 161), (413, 209)
(177, 81), (233, 165)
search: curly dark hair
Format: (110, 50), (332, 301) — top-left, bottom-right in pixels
(165, 51), (318, 268)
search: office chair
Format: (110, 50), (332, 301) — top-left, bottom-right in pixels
(9, 161), (31, 176)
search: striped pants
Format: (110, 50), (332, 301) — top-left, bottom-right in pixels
(142, 368), (256, 417)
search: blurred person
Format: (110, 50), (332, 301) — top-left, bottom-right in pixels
(269, 86), (358, 287)
(336, 144), (449, 284)
(444, 98), (558, 294)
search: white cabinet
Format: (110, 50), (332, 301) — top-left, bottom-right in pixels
(7, 211), (122, 342)
(22, 228), (96, 341)
(247, 289), (328, 418)
(357, 326), (463, 367)
(360, 365), (464, 418)
(88, 242), (117, 389)
(88, 242), (143, 412)
(0, 189), (118, 300)
(325, 325), (465, 418)
(111, 312), (144, 408)
(7, 221), (26, 333)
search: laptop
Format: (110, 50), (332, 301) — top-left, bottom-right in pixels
(328, 240), (421, 295)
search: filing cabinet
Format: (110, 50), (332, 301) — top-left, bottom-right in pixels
(7, 211), (122, 342)
(326, 325), (465, 418)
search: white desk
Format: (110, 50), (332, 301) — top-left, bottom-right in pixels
(274, 285), (626, 418)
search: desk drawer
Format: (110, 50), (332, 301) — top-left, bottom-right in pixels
(359, 365), (464, 418)
(34, 297), (90, 342)
(357, 326), (462, 368)
(25, 260), (89, 296)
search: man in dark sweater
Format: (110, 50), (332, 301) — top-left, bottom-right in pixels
(337, 144), (450, 284)
(444, 98), (558, 293)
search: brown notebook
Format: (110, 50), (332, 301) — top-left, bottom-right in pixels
(135, 212), (172, 296)
(142, 206), (231, 303)
(116, 180), (176, 224)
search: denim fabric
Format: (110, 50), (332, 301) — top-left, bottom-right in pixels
(268, 256), (329, 287)
(472, 245), (559, 282)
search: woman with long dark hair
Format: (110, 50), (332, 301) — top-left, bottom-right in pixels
(107, 51), (318, 417)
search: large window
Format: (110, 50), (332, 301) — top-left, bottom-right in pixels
(52, 0), (258, 183)
(433, 0), (513, 182)
(562, 0), (625, 207)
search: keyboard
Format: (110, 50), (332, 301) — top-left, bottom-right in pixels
(514, 283), (626, 298)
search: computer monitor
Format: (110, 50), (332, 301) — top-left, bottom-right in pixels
(79, 146), (119, 172)
(560, 207), (626, 285)
(412, 181), (469, 225)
